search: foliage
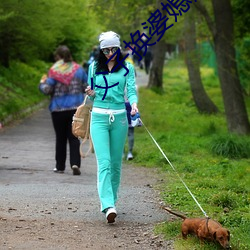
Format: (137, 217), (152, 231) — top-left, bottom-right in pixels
(92, 0), (187, 47)
(193, 0), (213, 42)
(236, 37), (250, 95)
(233, 0), (250, 95)
(232, 0), (250, 39)
(92, 0), (153, 43)
(128, 58), (250, 249)
(0, 0), (99, 66)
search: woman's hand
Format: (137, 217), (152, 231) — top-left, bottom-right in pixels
(131, 103), (138, 116)
(85, 85), (96, 97)
(40, 74), (47, 84)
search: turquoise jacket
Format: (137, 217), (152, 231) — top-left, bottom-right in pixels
(87, 62), (138, 110)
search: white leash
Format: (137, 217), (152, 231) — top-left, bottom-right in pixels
(139, 118), (209, 218)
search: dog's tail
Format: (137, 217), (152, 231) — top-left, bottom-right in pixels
(162, 206), (187, 220)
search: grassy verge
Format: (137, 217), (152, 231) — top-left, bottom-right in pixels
(129, 58), (250, 250)
(0, 60), (50, 124)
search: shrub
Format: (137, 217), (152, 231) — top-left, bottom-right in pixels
(210, 191), (237, 209)
(210, 135), (250, 159)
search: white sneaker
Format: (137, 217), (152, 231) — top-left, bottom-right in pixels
(53, 168), (64, 173)
(127, 152), (133, 160)
(105, 207), (117, 223)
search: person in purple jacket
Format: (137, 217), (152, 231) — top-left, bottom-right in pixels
(39, 45), (87, 175)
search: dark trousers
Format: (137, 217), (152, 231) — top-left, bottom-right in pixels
(144, 60), (151, 74)
(51, 110), (80, 171)
(127, 127), (134, 152)
(125, 102), (134, 153)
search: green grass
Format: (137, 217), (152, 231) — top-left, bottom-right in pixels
(129, 58), (250, 250)
(0, 60), (50, 123)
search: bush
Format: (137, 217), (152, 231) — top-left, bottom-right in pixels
(210, 135), (250, 159)
(0, 60), (48, 122)
(210, 191), (237, 209)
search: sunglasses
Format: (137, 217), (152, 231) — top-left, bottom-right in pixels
(102, 47), (119, 55)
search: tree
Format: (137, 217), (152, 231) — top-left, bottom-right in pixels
(91, 0), (151, 43)
(184, 7), (218, 114)
(0, 0), (98, 66)
(0, 0), (59, 66)
(147, 38), (167, 90)
(147, 1), (195, 90)
(194, 0), (250, 134)
(92, 0), (175, 91)
(147, 0), (173, 90)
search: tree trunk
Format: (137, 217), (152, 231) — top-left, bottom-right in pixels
(194, 0), (250, 134)
(147, 0), (167, 90)
(184, 10), (218, 114)
(212, 0), (250, 134)
(147, 39), (166, 90)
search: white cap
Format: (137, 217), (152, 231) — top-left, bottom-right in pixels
(99, 31), (121, 49)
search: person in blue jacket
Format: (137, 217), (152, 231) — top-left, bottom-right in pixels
(85, 31), (138, 223)
(39, 45), (87, 175)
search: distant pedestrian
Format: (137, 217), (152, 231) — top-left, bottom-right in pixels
(144, 46), (153, 74)
(124, 54), (138, 161)
(85, 31), (138, 223)
(39, 45), (87, 175)
(125, 101), (135, 160)
(86, 46), (99, 71)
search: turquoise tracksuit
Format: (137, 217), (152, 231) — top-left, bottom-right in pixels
(88, 62), (138, 212)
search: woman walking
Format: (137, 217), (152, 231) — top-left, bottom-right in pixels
(85, 31), (138, 223)
(39, 45), (87, 175)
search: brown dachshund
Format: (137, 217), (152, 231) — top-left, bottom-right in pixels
(162, 207), (231, 249)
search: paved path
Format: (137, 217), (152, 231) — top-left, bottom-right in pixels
(135, 68), (149, 88)
(0, 72), (174, 249)
(0, 107), (164, 223)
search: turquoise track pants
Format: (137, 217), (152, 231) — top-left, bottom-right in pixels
(90, 111), (128, 212)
